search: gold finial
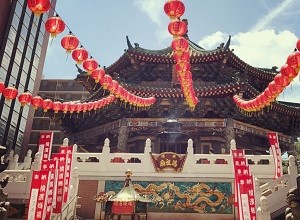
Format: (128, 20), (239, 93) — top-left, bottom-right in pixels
(125, 169), (132, 178)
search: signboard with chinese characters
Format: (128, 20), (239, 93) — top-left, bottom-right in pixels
(27, 170), (50, 220)
(112, 201), (135, 214)
(150, 152), (187, 172)
(52, 153), (67, 213)
(41, 160), (57, 220)
(38, 132), (54, 161)
(59, 146), (74, 202)
(231, 149), (257, 220)
(267, 132), (282, 179)
(237, 174), (256, 220)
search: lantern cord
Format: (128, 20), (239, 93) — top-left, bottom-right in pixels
(93, 84), (97, 91)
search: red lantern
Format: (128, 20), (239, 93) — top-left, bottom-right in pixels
(171, 37), (189, 52)
(82, 58), (99, 75)
(18, 92), (32, 106)
(45, 16), (65, 38)
(62, 102), (70, 114)
(0, 82), (5, 93)
(274, 73), (290, 87)
(286, 51), (300, 69)
(42, 99), (53, 112)
(173, 51), (190, 63)
(115, 85), (124, 99)
(69, 102), (76, 113)
(280, 64), (298, 79)
(98, 100), (104, 109)
(175, 61), (191, 73)
(100, 75), (113, 90)
(93, 101), (100, 110)
(82, 102), (89, 113)
(268, 81), (283, 95)
(75, 103), (83, 113)
(72, 47), (89, 64)
(52, 101), (62, 113)
(61, 34), (79, 53)
(87, 102), (94, 111)
(108, 80), (119, 93)
(164, 0), (185, 19)
(31, 96), (43, 110)
(91, 67), (105, 83)
(260, 93), (268, 106)
(263, 88), (275, 100)
(3, 86), (18, 100)
(27, 0), (51, 16)
(168, 20), (187, 38)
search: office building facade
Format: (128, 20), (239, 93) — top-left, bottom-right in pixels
(25, 79), (89, 155)
(0, 0), (56, 154)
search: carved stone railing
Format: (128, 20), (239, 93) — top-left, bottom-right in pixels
(0, 170), (31, 200)
(73, 138), (275, 180)
(255, 155), (298, 220)
(1, 137), (296, 219)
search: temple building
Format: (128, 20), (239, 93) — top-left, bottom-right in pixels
(57, 34), (299, 156)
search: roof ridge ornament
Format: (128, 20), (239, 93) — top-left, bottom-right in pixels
(224, 35), (231, 50)
(126, 36), (134, 50)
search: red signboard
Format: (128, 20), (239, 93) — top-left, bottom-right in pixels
(27, 170), (50, 220)
(231, 149), (246, 208)
(232, 149), (257, 220)
(38, 132), (54, 161)
(150, 152), (187, 172)
(59, 146), (73, 202)
(112, 201), (135, 214)
(41, 160), (58, 220)
(237, 174), (257, 220)
(267, 132), (282, 179)
(52, 153), (67, 213)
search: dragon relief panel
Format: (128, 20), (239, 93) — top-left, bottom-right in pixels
(105, 181), (232, 214)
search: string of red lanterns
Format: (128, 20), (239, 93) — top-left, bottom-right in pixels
(164, 0), (199, 111)
(0, 82), (116, 114)
(233, 39), (300, 112)
(26, 0), (156, 109)
(27, 0), (51, 16)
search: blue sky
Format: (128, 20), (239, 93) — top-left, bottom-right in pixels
(43, 0), (300, 102)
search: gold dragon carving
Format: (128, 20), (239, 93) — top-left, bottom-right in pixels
(133, 182), (227, 213)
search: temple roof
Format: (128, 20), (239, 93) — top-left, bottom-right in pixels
(104, 36), (276, 81)
(66, 36), (300, 134)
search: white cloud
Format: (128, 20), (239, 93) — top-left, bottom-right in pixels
(251, 0), (295, 31)
(199, 30), (298, 69)
(133, 0), (171, 45)
(198, 30), (299, 103)
(133, 0), (164, 26)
